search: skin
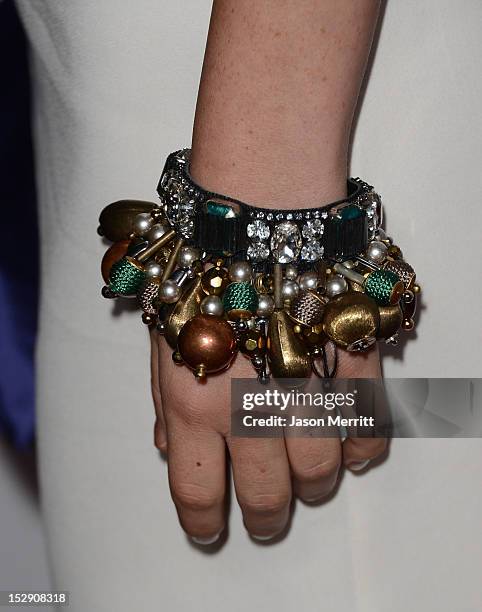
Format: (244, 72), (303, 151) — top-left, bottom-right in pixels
(151, 0), (386, 543)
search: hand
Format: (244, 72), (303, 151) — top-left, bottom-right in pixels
(150, 328), (386, 544)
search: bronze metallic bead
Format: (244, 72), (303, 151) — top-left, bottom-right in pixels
(267, 310), (312, 379)
(164, 276), (204, 348)
(172, 350), (183, 364)
(322, 292), (380, 350)
(98, 200), (155, 242)
(377, 304), (403, 339)
(177, 314), (237, 376)
(142, 312), (155, 326)
(413, 284), (421, 294)
(254, 273), (274, 294)
(384, 259), (416, 289)
(101, 240), (130, 283)
(201, 266), (229, 296)
(288, 290), (327, 327)
(402, 318), (415, 331)
(387, 245), (403, 259)
(137, 277), (161, 314)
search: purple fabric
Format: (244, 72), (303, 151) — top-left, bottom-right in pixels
(0, 0), (38, 447)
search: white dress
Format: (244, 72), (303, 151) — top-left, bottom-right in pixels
(16, 0), (482, 610)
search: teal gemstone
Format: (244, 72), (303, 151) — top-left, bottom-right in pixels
(364, 269), (401, 306)
(340, 204), (362, 221)
(222, 282), (258, 315)
(206, 201), (238, 218)
(109, 257), (146, 296)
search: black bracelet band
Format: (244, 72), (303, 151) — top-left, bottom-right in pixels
(157, 149), (381, 269)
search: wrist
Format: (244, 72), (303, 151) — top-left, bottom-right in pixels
(189, 140), (348, 210)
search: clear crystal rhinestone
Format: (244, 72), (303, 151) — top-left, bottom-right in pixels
(302, 219), (324, 240)
(295, 212), (303, 220)
(266, 213), (273, 221)
(179, 219), (194, 238)
(301, 240), (324, 261)
(270, 222), (302, 263)
(304, 212), (311, 219)
(247, 220), (270, 241)
(247, 242), (270, 261)
(256, 211), (265, 219)
(322, 212), (328, 219)
(313, 210), (320, 218)
(276, 213), (284, 221)
(286, 213), (293, 220)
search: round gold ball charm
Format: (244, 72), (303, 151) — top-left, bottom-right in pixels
(322, 292), (380, 351)
(177, 314), (237, 379)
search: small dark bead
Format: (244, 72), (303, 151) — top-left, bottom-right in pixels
(101, 286), (117, 299)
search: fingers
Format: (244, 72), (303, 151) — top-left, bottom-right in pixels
(286, 436), (341, 502)
(165, 411), (227, 543)
(149, 329), (167, 453)
(227, 436), (292, 540)
(336, 345), (388, 471)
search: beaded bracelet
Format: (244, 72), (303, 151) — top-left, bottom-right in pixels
(98, 149), (419, 382)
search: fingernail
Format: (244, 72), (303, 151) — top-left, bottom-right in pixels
(251, 533), (276, 541)
(191, 532), (221, 545)
(348, 459), (370, 472)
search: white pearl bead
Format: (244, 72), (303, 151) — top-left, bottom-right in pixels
(326, 275), (348, 298)
(147, 224), (168, 243)
(256, 294), (275, 317)
(284, 265), (298, 281)
(133, 212), (153, 236)
(144, 261), (163, 278)
(228, 261), (253, 283)
(281, 280), (300, 300)
(178, 246), (201, 268)
(366, 240), (388, 264)
(299, 271), (319, 291)
(200, 295), (224, 317)
(159, 280), (181, 303)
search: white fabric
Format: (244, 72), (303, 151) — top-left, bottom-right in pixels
(16, 0), (482, 610)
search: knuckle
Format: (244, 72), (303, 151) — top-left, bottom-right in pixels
(163, 393), (205, 427)
(240, 491), (291, 515)
(295, 456), (340, 483)
(171, 483), (222, 513)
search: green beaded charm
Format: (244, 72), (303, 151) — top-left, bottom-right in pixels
(109, 257), (146, 296)
(222, 282), (258, 317)
(364, 269), (404, 306)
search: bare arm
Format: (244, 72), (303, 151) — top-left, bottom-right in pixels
(154, 0), (385, 544)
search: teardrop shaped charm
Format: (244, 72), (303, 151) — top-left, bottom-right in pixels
(267, 310), (311, 379)
(164, 276), (204, 348)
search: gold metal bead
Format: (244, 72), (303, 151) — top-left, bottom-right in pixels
(377, 304), (403, 339)
(201, 265), (229, 296)
(322, 292), (380, 350)
(164, 276), (204, 348)
(98, 200), (155, 242)
(267, 310), (312, 378)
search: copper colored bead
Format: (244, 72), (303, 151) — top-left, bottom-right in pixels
(101, 240), (130, 282)
(177, 314), (237, 377)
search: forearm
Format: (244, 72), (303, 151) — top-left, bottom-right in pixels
(191, 0), (381, 208)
